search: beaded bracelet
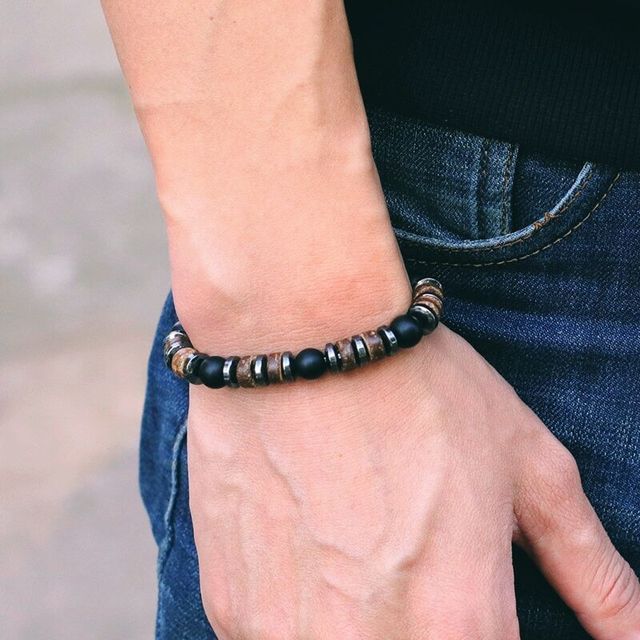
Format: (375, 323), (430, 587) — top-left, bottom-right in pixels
(164, 277), (443, 389)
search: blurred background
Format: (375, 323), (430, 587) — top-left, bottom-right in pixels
(1, 2), (165, 637)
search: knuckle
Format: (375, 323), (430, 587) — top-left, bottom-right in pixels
(547, 444), (582, 489)
(593, 554), (640, 621)
(533, 442), (583, 511)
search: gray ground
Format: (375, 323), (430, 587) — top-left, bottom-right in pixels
(2, 2), (166, 638)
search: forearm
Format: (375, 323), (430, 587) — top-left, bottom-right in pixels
(101, 0), (410, 352)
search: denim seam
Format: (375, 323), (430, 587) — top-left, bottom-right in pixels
(157, 418), (188, 581)
(405, 172), (621, 268)
(476, 139), (490, 238)
(499, 145), (516, 235)
(399, 165), (596, 254)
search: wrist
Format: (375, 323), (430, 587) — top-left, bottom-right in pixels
(171, 242), (412, 355)
(162, 129), (411, 354)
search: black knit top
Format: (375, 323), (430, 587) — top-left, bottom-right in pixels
(345, 0), (640, 170)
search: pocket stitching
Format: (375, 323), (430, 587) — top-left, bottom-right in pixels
(405, 172), (620, 268)
(499, 145), (517, 235)
(157, 418), (188, 580)
(398, 165), (596, 254)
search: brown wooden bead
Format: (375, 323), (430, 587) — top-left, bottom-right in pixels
(413, 292), (443, 316)
(360, 330), (386, 361)
(266, 352), (284, 384)
(171, 347), (197, 378)
(335, 338), (358, 371)
(236, 355), (257, 388)
(413, 283), (444, 302)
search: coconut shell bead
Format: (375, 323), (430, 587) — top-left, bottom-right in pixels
(164, 342), (183, 369)
(359, 330), (386, 361)
(413, 283), (443, 301)
(335, 338), (358, 371)
(266, 352), (285, 383)
(390, 314), (423, 348)
(413, 293), (443, 316)
(236, 355), (257, 388)
(171, 347), (198, 378)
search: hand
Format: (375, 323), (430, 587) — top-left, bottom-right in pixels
(187, 319), (640, 640)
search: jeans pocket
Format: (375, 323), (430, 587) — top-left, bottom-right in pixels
(140, 292), (190, 547)
(367, 105), (621, 267)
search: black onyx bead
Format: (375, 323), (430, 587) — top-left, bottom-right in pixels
(198, 356), (227, 389)
(390, 314), (423, 348)
(294, 348), (327, 380)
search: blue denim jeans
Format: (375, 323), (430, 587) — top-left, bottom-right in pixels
(140, 104), (640, 639)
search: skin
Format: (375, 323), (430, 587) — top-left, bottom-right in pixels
(100, 0), (640, 637)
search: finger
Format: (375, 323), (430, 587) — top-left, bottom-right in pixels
(515, 443), (640, 640)
(406, 496), (521, 640)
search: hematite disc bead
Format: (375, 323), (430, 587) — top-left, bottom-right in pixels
(198, 355), (226, 389)
(335, 338), (358, 371)
(223, 356), (240, 388)
(360, 330), (386, 361)
(351, 335), (369, 366)
(294, 348), (327, 380)
(171, 347), (198, 378)
(266, 352), (284, 383)
(409, 305), (440, 334)
(377, 325), (399, 355)
(164, 341), (185, 369)
(281, 351), (296, 381)
(252, 355), (269, 386)
(164, 329), (189, 347)
(324, 343), (341, 373)
(163, 330), (192, 368)
(185, 353), (204, 384)
(236, 355), (257, 388)
(390, 314), (423, 348)
(413, 277), (443, 295)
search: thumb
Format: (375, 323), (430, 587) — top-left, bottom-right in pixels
(515, 443), (640, 640)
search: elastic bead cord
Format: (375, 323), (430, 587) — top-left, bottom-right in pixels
(164, 277), (444, 389)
